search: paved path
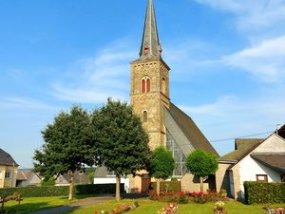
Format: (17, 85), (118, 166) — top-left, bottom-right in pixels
(30, 195), (115, 214)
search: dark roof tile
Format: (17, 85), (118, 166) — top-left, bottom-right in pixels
(0, 149), (19, 166)
(168, 103), (219, 157)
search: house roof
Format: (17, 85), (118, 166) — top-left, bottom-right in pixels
(16, 169), (41, 181)
(58, 171), (89, 184)
(219, 138), (264, 161)
(167, 103), (219, 157)
(251, 152), (285, 173)
(0, 148), (19, 167)
(278, 124), (285, 140)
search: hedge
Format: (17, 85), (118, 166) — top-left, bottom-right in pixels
(244, 181), (285, 204)
(151, 181), (181, 193)
(0, 184), (125, 198)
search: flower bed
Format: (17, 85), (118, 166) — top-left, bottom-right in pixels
(149, 190), (228, 204)
(94, 201), (139, 214)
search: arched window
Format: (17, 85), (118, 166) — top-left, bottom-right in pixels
(146, 78), (150, 92)
(143, 111), (147, 122)
(161, 78), (166, 94)
(141, 77), (150, 93)
(142, 79), (146, 93)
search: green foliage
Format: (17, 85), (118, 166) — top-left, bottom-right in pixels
(0, 184), (125, 198)
(34, 106), (94, 177)
(244, 182), (285, 204)
(149, 147), (175, 180)
(186, 150), (218, 177)
(41, 177), (55, 186)
(91, 99), (151, 177)
(85, 167), (95, 184)
(150, 181), (181, 193)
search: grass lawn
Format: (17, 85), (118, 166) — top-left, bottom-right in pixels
(3, 196), (285, 214)
(69, 199), (285, 214)
(3, 196), (73, 213)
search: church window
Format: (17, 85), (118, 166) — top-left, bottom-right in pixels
(142, 79), (146, 93)
(142, 77), (150, 93)
(161, 78), (166, 94)
(146, 78), (150, 92)
(143, 111), (148, 122)
(166, 130), (187, 177)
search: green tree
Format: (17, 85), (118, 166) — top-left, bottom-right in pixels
(91, 99), (151, 201)
(149, 147), (175, 195)
(186, 150), (218, 193)
(33, 106), (94, 200)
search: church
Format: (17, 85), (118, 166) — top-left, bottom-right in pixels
(95, 0), (218, 193)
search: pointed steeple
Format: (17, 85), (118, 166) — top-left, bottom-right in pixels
(139, 0), (162, 59)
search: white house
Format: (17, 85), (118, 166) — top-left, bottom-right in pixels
(216, 125), (285, 200)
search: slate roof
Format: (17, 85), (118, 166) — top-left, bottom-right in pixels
(167, 103), (219, 157)
(0, 148), (19, 166)
(251, 152), (285, 173)
(219, 138), (264, 161)
(278, 124), (285, 140)
(16, 169), (41, 181)
(139, 0), (161, 59)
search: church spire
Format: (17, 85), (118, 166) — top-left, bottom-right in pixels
(139, 0), (162, 59)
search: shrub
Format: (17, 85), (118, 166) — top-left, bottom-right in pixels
(244, 182), (285, 204)
(0, 184), (125, 198)
(150, 181), (181, 193)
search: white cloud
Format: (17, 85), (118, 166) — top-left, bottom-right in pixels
(178, 93), (285, 154)
(51, 40), (137, 104)
(221, 35), (285, 82)
(0, 97), (57, 110)
(194, 0), (285, 40)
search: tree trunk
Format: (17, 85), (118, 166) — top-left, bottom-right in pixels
(116, 175), (121, 201)
(156, 179), (161, 196)
(68, 172), (74, 200)
(199, 176), (204, 193)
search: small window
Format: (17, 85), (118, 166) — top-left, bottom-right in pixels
(281, 174), (285, 182)
(142, 79), (146, 93)
(5, 171), (11, 178)
(161, 78), (166, 94)
(256, 174), (268, 183)
(146, 79), (150, 92)
(143, 111), (147, 122)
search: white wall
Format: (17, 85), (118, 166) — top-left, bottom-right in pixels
(234, 134), (285, 199)
(94, 177), (130, 193)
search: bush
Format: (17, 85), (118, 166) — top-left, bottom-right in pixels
(150, 181), (181, 193)
(0, 184), (125, 198)
(244, 182), (285, 204)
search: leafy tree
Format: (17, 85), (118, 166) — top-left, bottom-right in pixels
(186, 150), (218, 193)
(33, 106), (94, 200)
(41, 176), (55, 187)
(149, 147), (175, 195)
(91, 99), (150, 201)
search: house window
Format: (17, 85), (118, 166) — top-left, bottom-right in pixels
(143, 111), (148, 122)
(5, 171), (11, 178)
(256, 174), (268, 183)
(281, 174), (285, 182)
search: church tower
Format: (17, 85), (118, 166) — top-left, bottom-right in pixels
(130, 0), (170, 150)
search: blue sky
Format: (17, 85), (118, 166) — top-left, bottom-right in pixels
(1, 0), (285, 168)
